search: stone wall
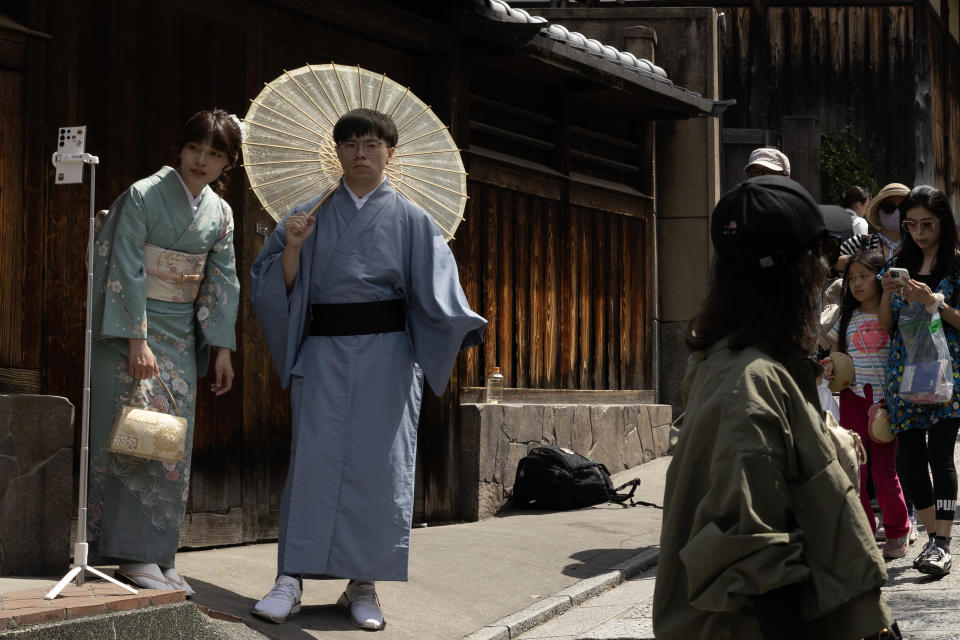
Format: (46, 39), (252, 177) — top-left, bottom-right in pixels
(0, 395), (74, 575)
(459, 389), (671, 520)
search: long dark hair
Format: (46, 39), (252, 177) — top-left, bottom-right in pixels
(687, 243), (828, 355)
(896, 185), (959, 283)
(835, 249), (885, 353)
(175, 108), (242, 196)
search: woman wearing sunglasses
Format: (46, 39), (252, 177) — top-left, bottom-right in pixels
(878, 185), (960, 578)
(837, 183), (910, 270)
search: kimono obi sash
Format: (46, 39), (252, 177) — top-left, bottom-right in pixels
(143, 244), (206, 302)
(309, 299), (406, 336)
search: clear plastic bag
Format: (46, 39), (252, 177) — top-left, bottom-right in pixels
(898, 302), (954, 404)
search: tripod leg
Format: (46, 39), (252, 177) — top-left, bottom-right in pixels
(85, 566), (137, 594)
(44, 566), (83, 600)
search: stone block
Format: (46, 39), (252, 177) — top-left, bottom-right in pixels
(570, 405), (593, 455)
(502, 442), (530, 493)
(652, 424), (670, 457)
(0, 447), (74, 575)
(476, 481), (503, 520)
(620, 425), (644, 470)
(515, 404), (546, 444)
(459, 392), (670, 519)
(540, 405), (556, 444)
(637, 409), (655, 461)
(3, 395), (74, 470)
(0, 395), (74, 576)
(586, 407), (618, 468)
(553, 406), (575, 448)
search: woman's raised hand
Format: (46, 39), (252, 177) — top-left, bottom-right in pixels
(128, 338), (159, 380)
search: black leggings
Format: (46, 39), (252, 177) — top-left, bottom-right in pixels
(898, 418), (960, 521)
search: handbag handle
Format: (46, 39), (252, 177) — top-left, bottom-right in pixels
(131, 374), (181, 416)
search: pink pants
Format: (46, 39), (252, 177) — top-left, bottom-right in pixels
(838, 386), (910, 539)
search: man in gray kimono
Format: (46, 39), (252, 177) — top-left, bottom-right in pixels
(250, 108), (486, 630)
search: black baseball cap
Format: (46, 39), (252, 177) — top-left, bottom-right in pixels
(711, 176), (825, 269)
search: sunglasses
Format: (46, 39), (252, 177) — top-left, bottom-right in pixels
(877, 200), (899, 214)
(902, 218), (940, 233)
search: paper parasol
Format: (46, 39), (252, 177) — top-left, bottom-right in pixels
(242, 63), (467, 241)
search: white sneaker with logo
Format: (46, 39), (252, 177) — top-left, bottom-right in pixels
(252, 575), (303, 623)
(337, 580), (385, 630)
(917, 544), (953, 577)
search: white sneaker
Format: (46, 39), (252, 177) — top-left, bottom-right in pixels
(116, 563), (170, 590)
(161, 567), (195, 597)
(252, 575), (302, 623)
(337, 580), (385, 630)
(908, 520), (919, 545)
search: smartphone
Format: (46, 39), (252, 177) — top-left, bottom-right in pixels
(888, 267), (910, 281)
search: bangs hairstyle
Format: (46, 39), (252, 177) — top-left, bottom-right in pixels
(176, 109), (242, 196)
(896, 185), (959, 284)
(835, 249), (885, 353)
(333, 108), (398, 147)
(687, 242), (828, 355)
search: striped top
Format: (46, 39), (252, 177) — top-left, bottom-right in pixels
(840, 232), (901, 259)
(827, 309), (890, 398)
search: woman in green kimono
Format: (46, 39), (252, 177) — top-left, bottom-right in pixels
(87, 109), (241, 595)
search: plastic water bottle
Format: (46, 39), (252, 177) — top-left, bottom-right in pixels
(485, 366), (504, 404)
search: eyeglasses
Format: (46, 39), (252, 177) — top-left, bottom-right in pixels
(339, 139), (385, 154)
(877, 200), (899, 214)
(902, 218), (940, 233)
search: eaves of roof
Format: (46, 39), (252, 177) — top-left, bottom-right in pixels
(471, 0), (733, 118)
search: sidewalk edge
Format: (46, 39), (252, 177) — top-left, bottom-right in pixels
(462, 546), (660, 640)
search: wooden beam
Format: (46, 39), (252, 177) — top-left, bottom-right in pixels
(0, 368), (41, 394)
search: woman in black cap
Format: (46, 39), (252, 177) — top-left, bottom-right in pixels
(653, 176), (900, 640)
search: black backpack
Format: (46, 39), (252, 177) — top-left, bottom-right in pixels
(511, 446), (647, 510)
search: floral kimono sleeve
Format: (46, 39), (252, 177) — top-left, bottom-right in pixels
(195, 201), (239, 352)
(93, 188), (149, 340)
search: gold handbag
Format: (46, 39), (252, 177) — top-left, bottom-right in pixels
(106, 374), (187, 463)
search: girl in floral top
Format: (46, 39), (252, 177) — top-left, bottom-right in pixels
(879, 185), (960, 578)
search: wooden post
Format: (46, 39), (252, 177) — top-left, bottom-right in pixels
(782, 115), (822, 201)
(913, 0), (934, 186)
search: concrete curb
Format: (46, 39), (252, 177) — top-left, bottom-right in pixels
(0, 602), (230, 639)
(462, 546), (660, 640)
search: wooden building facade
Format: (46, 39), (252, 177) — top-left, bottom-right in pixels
(0, 0), (719, 545)
(527, 0), (960, 208)
(716, 0), (960, 209)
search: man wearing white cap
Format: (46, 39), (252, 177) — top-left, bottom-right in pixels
(744, 147), (791, 179)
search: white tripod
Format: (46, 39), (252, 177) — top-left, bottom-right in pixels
(45, 145), (137, 600)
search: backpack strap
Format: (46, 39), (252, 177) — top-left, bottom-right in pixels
(609, 479), (663, 509)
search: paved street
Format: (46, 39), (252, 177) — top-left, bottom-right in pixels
(511, 445), (960, 640)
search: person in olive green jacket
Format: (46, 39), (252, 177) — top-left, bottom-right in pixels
(653, 176), (901, 640)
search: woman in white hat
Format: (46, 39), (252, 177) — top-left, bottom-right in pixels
(837, 183), (910, 269)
